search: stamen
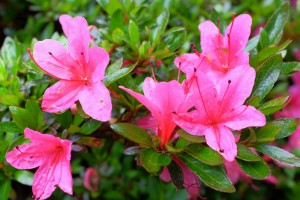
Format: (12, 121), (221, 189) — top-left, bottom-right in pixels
(219, 149), (224, 153)
(177, 62), (181, 82)
(16, 146), (23, 153)
(217, 80), (232, 117)
(227, 13), (236, 68)
(190, 43), (201, 57)
(81, 52), (84, 56)
(195, 77), (213, 122)
(217, 19), (221, 35)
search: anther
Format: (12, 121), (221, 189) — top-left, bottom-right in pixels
(81, 52), (84, 56)
(194, 68), (197, 73)
(228, 80), (231, 84)
(190, 43), (201, 57)
(219, 149), (224, 153)
(171, 111), (177, 114)
(48, 52), (52, 55)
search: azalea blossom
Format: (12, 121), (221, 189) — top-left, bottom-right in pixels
(174, 67), (266, 161)
(29, 14), (111, 121)
(120, 77), (193, 146)
(84, 167), (100, 192)
(6, 128), (72, 200)
(175, 14), (252, 77)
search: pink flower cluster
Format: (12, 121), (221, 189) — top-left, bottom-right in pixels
(120, 14), (266, 198)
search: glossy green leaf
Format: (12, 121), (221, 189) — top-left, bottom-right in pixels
(54, 110), (73, 129)
(258, 96), (290, 115)
(14, 170), (34, 186)
(9, 106), (37, 130)
(245, 35), (259, 52)
(177, 129), (205, 143)
(281, 62), (300, 75)
(104, 62), (136, 86)
(237, 143), (261, 162)
(259, 28), (269, 49)
(179, 153), (235, 193)
(111, 123), (153, 147)
(264, 2), (289, 44)
(106, 58), (123, 75)
(257, 39), (291, 62)
(140, 148), (172, 173)
(255, 144), (300, 167)
(0, 94), (21, 106)
(236, 159), (270, 180)
(185, 144), (223, 166)
(251, 54), (281, 100)
(256, 118), (298, 142)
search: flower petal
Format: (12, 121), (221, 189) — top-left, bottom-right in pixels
(78, 82), (112, 121)
(204, 126), (237, 161)
(88, 45), (109, 82)
(223, 105), (266, 130)
(33, 39), (81, 80)
(42, 80), (82, 113)
(225, 14), (252, 54)
(142, 77), (157, 100)
(198, 21), (220, 54)
(59, 14), (73, 38)
(64, 16), (90, 63)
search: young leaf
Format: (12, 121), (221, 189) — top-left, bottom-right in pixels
(236, 159), (270, 180)
(184, 144), (223, 166)
(237, 143), (261, 162)
(110, 123), (153, 147)
(179, 153), (235, 193)
(140, 148), (172, 173)
(258, 96), (290, 115)
(255, 144), (300, 167)
(250, 54), (281, 101)
(264, 2), (289, 44)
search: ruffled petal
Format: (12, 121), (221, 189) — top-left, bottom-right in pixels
(33, 39), (80, 80)
(42, 80), (82, 113)
(78, 82), (112, 121)
(204, 126), (237, 161)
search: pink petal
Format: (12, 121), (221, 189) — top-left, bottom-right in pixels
(33, 39), (81, 80)
(65, 16), (90, 64)
(218, 66), (255, 110)
(56, 156), (73, 195)
(6, 128), (60, 169)
(59, 14), (73, 38)
(135, 114), (158, 132)
(88, 45), (109, 82)
(42, 80), (82, 113)
(225, 14), (252, 54)
(223, 105), (266, 130)
(119, 86), (160, 116)
(142, 77), (157, 100)
(198, 21), (220, 54)
(78, 82), (112, 121)
(174, 110), (208, 136)
(160, 167), (171, 182)
(224, 160), (241, 184)
(204, 125), (237, 161)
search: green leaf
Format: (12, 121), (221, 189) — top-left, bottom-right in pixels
(80, 119), (102, 135)
(258, 96), (290, 115)
(25, 100), (44, 128)
(257, 39), (291, 63)
(245, 35), (259, 52)
(106, 58), (123, 75)
(264, 2), (289, 44)
(128, 20), (140, 49)
(185, 144), (223, 166)
(236, 159), (270, 180)
(54, 110), (73, 129)
(177, 129), (206, 143)
(0, 94), (21, 106)
(168, 160), (184, 189)
(0, 122), (22, 133)
(0, 178), (11, 200)
(256, 118), (298, 142)
(14, 170), (34, 186)
(250, 54), (281, 100)
(152, 10), (169, 44)
(259, 28), (270, 49)
(140, 148), (172, 173)
(236, 143), (261, 162)
(255, 144), (300, 167)
(110, 123), (153, 147)
(179, 153), (235, 193)
(104, 62), (136, 86)
(281, 62), (300, 75)
(77, 136), (104, 147)
(9, 106), (37, 130)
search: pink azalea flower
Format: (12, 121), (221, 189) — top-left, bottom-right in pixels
(160, 156), (201, 200)
(30, 14), (111, 121)
(175, 14), (252, 76)
(120, 77), (192, 147)
(174, 66), (266, 161)
(6, 128), (72, 200)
